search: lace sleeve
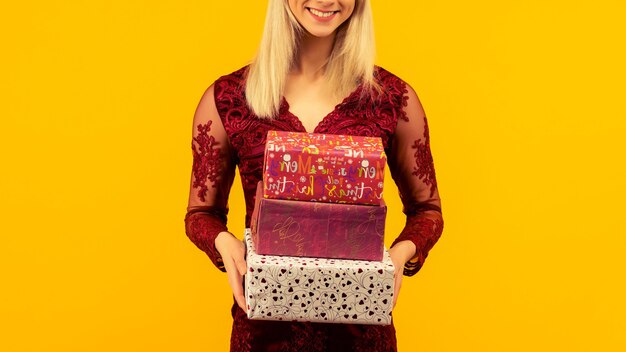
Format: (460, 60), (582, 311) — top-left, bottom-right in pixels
(387, 82), (444, 277)
(184, 83), (237, 272)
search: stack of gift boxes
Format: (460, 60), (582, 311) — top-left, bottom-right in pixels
(245, 130), (395, 325)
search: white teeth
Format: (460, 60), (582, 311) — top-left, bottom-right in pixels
(308, 8), (336, 18)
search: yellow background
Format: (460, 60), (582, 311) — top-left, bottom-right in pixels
(2, 1), (624, 351)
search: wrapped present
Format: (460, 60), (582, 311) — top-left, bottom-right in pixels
(244, 229), (395, 325)
(263, 130), (386, 205)
(251, 182), (386, 261)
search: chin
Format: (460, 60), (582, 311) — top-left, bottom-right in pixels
(304, 28), (337, 38)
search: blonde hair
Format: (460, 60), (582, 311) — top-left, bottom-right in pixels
(245, 0), (382, 118)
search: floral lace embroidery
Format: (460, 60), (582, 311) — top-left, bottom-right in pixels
(230, 303), (253, 352)
(286, 323), (328, 352)
(392, 216), (444, 276)
(184, 208), (227, 272)
(192, 121), (222, 202)
(351, 323), (398, 352)
(411, 115), (438, 198)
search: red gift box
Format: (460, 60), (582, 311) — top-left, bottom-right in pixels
(263, 130), (386, 205)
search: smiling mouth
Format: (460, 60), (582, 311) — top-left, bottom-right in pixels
(306, 7), (339, 18)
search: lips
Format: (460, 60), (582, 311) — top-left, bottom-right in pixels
(306, 7), (339, 21)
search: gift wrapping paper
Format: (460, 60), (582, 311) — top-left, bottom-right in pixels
(244, 229), (395, 325)
(251, 182), (386, 261)
(263, 130), (386, 205)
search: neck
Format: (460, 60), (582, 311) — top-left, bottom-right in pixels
(293, 32), (336, 80)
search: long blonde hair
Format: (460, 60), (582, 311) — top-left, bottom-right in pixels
(245, 0), (382, 118)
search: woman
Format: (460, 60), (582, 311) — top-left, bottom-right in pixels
(184, 0), (444, 351)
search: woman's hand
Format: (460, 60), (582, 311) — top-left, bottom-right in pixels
(388, 240), (417, 309)
(215, 231), (247, 311)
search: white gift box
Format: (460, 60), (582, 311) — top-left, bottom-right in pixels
(243, 229), (395, 325)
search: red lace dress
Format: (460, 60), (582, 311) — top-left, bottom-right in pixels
(184, 65), (444, 352)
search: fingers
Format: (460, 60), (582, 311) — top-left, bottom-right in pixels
(223, 254), (247, 311)
(226, 236), (247, 276)
(232, 251), (248, 310)
(235, 256), (247, 277)
(230, 272), (246, 311)
(392, 269), (403, 310)
(217, 235), (248, 311)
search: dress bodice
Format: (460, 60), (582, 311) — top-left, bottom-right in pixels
(213, 66), (412, 228)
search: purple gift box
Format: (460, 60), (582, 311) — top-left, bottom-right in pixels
(251, 182), (386, 261)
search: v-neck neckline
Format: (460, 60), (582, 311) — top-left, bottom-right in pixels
(281, 83), (364, 134)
